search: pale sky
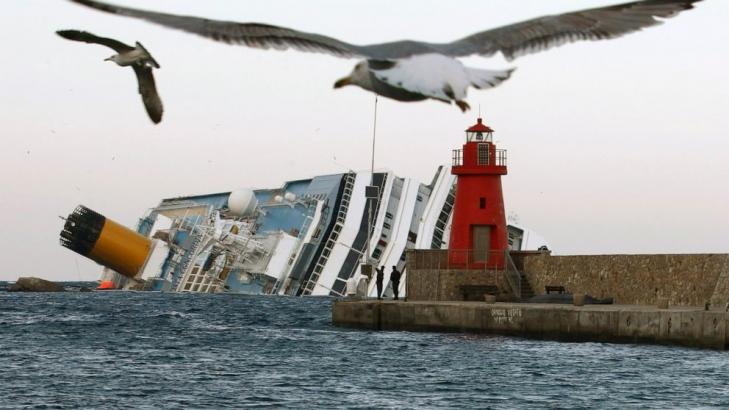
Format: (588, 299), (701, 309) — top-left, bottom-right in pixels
(1, 0), (727, 281)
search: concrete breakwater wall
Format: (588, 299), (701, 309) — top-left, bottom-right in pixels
(516, 253), (729, 307)
(333, 301), (729, 350)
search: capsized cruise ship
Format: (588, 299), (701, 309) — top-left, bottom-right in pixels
(64, 166), (547, 297)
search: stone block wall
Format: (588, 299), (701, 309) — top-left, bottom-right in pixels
(520, 253), (729, 307)
(406, 250), (729, 307)
(710, 265), (729, 308)
(406, 251), (509, 301)
(406, 268), (505, 301)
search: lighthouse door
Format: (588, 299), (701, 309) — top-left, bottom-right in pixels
(472, 225), (491, 263)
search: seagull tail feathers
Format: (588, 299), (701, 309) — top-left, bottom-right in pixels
(467, 67), (516, 90)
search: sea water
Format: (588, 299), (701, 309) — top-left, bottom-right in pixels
(1, 290), (727, 409)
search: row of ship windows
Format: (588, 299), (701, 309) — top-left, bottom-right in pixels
(381, 194), (424, 224)
(431, 193), (456, 248)
(312, 222), (343, 240)
(183, 274), (213, 291)
(311, 213), (349, 278)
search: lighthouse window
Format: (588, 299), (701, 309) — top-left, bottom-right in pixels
(480, 197), (486, 209)
(477, 143), (489, 165)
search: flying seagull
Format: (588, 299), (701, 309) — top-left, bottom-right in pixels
(68, 0), (701, 112)
(56, 29), (163, 124)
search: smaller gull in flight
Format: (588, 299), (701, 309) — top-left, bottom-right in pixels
(68, 0), (701, 112)
(56, 29), (163, 124)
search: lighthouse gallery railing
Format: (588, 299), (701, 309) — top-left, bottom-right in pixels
(451, 149), (507, 167)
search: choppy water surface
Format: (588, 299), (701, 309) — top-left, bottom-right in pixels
(1, 291), (728, 409)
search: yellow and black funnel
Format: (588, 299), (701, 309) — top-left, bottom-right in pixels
(60, 205), (152, 278)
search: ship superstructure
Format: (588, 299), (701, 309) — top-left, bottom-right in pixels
(65, 166), (547, 296)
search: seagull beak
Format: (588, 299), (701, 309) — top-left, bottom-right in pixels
(333, 77), (351, 89)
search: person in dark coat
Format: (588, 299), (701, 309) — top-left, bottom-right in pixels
(390, 265), (401, 300)
(375, 266), (385, 300)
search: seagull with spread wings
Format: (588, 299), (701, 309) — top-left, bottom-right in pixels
(68, 0), (701, 112)
(56, 29), (163, 124)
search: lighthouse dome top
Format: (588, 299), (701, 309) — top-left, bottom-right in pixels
(466, 118), (494, 133)
(465, 118), (493, 142)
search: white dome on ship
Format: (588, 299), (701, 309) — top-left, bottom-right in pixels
(227, 189), (258, 217)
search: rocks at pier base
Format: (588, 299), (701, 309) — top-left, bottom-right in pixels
(9, 277), (65, 292)
(127, 281), (146, 291)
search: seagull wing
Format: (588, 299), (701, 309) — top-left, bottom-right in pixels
(68, 0), (366, 58)
(442, 0), (702, 61)
(132, 64), (163, 124)
(65, 0), (701, 61)
(56, 29), (134, 52)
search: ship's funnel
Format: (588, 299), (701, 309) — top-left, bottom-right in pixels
(60, 205), (152, 278)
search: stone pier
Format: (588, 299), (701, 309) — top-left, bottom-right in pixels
(332, 300), (729, 350)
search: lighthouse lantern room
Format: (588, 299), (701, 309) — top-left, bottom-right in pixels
(449, 118), (508, 269)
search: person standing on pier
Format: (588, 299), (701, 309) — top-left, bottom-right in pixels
(390, 266), (401, 301)
(375, 266), (385, 300)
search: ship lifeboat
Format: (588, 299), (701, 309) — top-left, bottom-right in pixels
(96, 280), (116, 290)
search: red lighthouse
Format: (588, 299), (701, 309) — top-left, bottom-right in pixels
(449, 118), (508, 268)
